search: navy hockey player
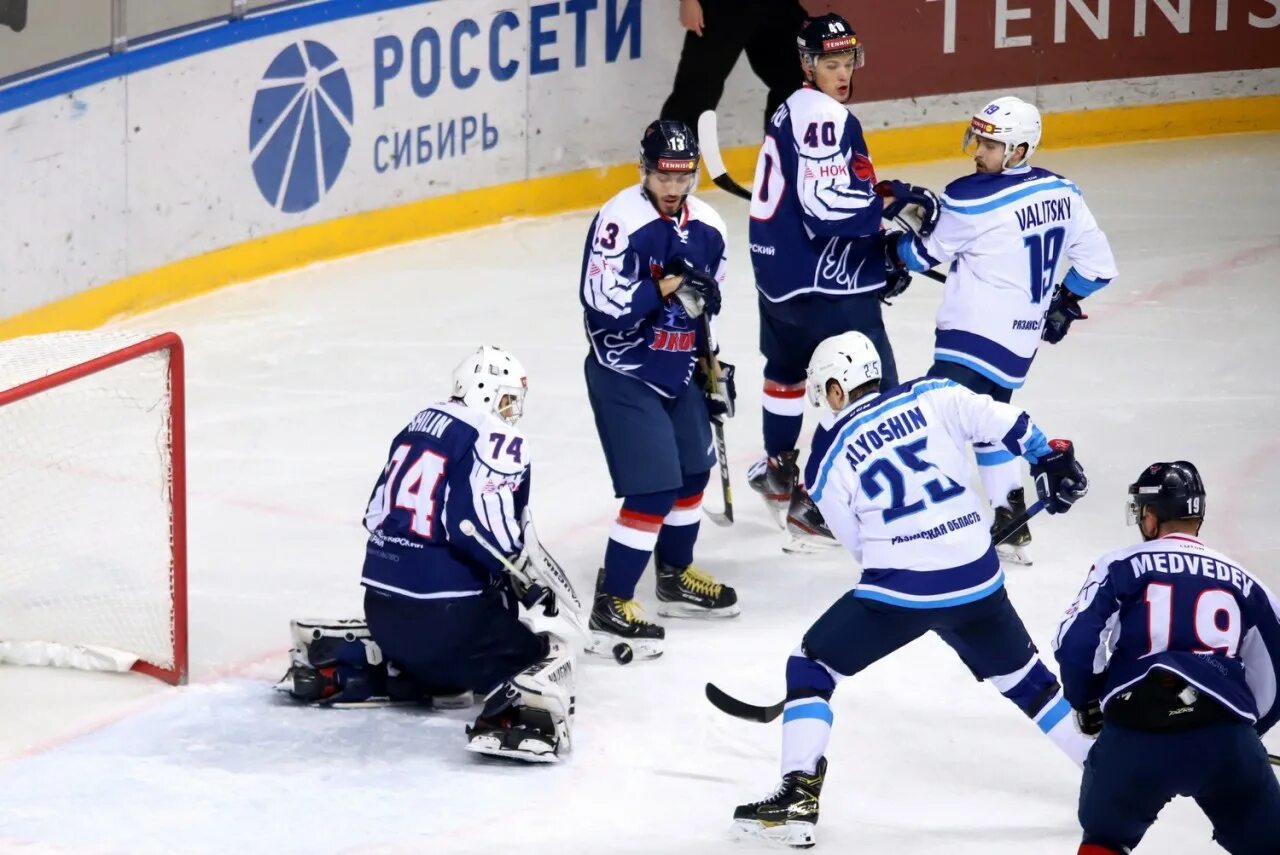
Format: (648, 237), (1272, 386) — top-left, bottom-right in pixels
(1054, 461), (1280, 855)
(580, 119), (740, 662)
(282, 347), (576, 763)
(746, 13), (941, 550)
(731, 332), (1093, 848)
(887, 96), (1118, 564)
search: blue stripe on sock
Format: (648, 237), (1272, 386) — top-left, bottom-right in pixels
(782, 701), (834, 725)
(1037, 697), (1072, 733)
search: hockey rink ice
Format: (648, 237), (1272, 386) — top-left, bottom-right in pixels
(1, 134), (1278, 854)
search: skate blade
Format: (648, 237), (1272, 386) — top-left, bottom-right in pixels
(995, 543), (1033, 566)
(465, 734), (560, 763)
(730, 819), (816, 849)
(782, 533), (840, 555)
(586, 632), (664, 660)
(657, 600), (741, 620)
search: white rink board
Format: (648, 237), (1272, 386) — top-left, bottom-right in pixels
(0, 134), (1277, 854)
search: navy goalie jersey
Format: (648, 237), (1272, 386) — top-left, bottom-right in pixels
(1053, 534), (1280, 735)
(749, 87), (886, 302)
(361, 400), (530, 599)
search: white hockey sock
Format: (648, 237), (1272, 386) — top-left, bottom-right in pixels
(1035, 690), (1093, 767)
(780, 697), (833, 776)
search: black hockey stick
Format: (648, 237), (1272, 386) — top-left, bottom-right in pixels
(992, 498), (1046, 547)
(701, 315), (734, 527)
(706, 682), (784, 723)
(697, 110), (753, 200)
(1269, 752), (1279, 767)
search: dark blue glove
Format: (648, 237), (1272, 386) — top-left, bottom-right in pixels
(671, 257), (722, 317)
(877, 180), (941, 236)
(1075, 700), (1103, 736)
(1043, 287), (1087, 344)
(1031, 438), (1088, 515)
(696, 359), (736, 420)
(880, 230), (912, 305)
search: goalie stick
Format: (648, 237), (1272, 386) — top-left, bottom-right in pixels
(696, 109), (946, 284)
(701, 314), (733, 527)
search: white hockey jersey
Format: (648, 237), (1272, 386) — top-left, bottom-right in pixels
(805, 377), (1052, 608)
(897, 165), (1118, 389)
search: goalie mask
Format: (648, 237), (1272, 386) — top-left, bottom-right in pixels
(806, 331), (881, 409)
(452, 345), (528, 425)
(963, 96), (1042, 169)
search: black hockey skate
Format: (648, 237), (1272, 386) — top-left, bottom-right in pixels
(784, 486), (839, 555)
(588, 570), (665, 661)
(732, 757), (828, 848)
(655, 558), (740, 619)
(748, 450), (800, 529)
(992, 487), (1032, 566)
(465, 698), (561, 763)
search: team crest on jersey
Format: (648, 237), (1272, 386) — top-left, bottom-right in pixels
(852, 153), (876, 183)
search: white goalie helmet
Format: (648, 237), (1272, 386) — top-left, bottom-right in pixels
(451, 345), (528, 425)
(806, 331), (882, 408)
(963, 96), (1042, 169)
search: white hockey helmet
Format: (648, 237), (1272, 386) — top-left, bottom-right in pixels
(806, 332), (881, 409)
(963, 96), (1042, 169)
(451, 345), (528, 425)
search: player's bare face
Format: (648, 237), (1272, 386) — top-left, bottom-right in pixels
(813, 55), (857, 103)
(972, 137), (1007, 173)
(645, 171), (695, 216)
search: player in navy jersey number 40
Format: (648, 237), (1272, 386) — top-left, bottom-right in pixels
(1053, 462), (1280, 855)
(580, 119), (740, 662)
(731, 333), (1093, 849)
(277, 346), (577, 764)
(887, 96), (1118, 565)
(745, 13), (941, 554)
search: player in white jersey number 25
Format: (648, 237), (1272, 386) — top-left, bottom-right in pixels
(729, 332), (1093, 848)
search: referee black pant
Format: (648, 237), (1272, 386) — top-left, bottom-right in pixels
(660, 0), (807, 138)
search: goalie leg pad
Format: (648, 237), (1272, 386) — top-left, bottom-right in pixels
(278, 619), (387, 705)
(466, 633), (575, 762)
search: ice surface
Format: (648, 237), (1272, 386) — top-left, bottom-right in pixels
(1, 134), (1277, 854)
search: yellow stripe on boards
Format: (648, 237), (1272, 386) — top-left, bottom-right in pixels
(3, 93), (1278, 341)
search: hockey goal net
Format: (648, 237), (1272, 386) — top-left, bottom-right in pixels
(0, 331), (188, 685)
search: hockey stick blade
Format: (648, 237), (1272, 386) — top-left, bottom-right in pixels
(706, 682), (784, 723)
(992, 498), (1046, 547)
(697, 111), (752, 200)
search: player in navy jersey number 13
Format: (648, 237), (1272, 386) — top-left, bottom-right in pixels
(1054, 462), (1280, 855)
(580, 119), (741, 663)
(887, 96), (1117, 564)
(746, 14), (941, 553)
(731, 332), (1093, 848)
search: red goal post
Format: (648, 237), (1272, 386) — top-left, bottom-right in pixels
(0, 331), (188, 685)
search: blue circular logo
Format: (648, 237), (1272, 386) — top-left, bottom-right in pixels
(249, 40), (354, 213)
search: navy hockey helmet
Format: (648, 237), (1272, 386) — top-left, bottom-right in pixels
(1126, 461), (1206, 528)
(797, 14), (865, 68)
(640, 119), (699, 175)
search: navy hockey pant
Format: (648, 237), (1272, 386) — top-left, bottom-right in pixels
(800, 586), (1038, 682)
(1079, 721), (1280, 854)
(584, 355), (715, 497)
(759, 292), (899, 390)
(363, 586), (543, 697)
(927, 359), (1013, 403)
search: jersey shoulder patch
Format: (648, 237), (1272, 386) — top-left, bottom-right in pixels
(785, 88), (853, 156)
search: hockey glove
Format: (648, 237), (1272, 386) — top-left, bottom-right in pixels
(1043, 287), (1087, 344)
(1076, 700), (1104, 736)
(876, 180), (941, 236)
(1031, 438), (1088, 515)
(696, 359), (736, 420)
(880, 230), (912, 305)
(671, 257), (722, 318)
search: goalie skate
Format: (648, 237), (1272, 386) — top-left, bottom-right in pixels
(465, 707), (561, 763)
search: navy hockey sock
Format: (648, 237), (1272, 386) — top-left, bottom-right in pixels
(990, 658), (1091, 766)
(656, 470), (710, 568)
(762, 379), (805, 457)
(601, 490), (677, 600)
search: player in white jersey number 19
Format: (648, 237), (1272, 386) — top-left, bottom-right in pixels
(884, 96), (1118, 566)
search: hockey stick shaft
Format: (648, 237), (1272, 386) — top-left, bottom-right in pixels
(459, 520), (591, 642)
(700, 316), (734, 526)
(1270, 753), (1279, 767)
(706, 682), (784, 723)
(992, 498), (1046, 546)
(697, 110), (752, 200)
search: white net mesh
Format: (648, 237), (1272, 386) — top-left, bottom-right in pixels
(0, 331), (179, 676)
